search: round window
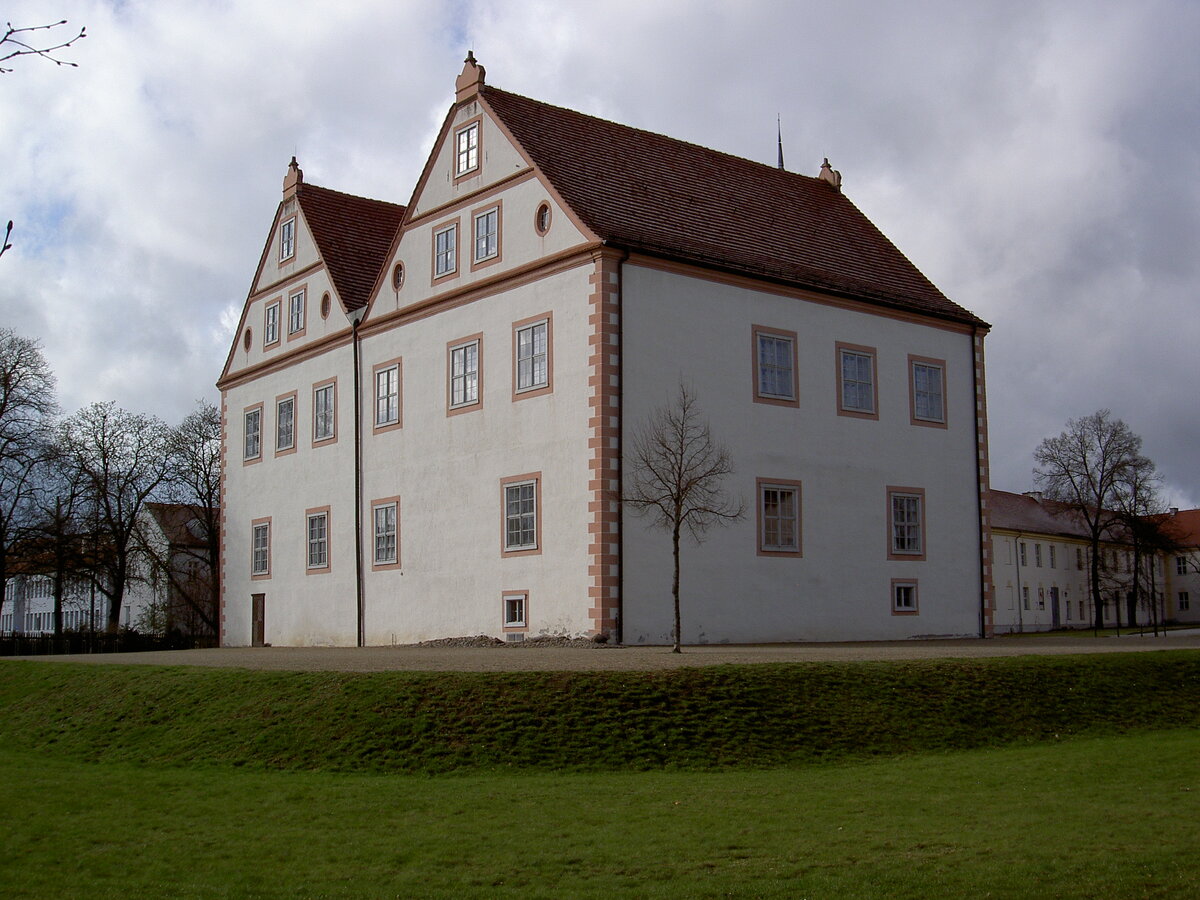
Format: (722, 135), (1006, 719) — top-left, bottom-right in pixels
(392, 262), (405, 290)
(243, 327), (252, 351)
(321, 292), (331, 319)
(535, 202), (552, 236)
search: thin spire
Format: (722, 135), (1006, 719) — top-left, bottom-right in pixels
(777, 115), (785, 170)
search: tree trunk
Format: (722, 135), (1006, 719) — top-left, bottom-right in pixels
(1090, 541), (1103, 634)
(671, 520), (681, 653)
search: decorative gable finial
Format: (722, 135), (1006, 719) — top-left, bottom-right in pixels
(818, 157), (842, 191)
(456, 50), (486, 104)
(283, 156), (303, 198)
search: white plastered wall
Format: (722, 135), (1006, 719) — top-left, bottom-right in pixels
(619, 264), (984, 644)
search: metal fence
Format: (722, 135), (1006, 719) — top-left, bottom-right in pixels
(0, 630), (218, 656)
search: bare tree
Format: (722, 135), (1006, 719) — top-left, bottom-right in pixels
(59, 402), (172, 633)
(0, 329), (58, 595)
(1034, 410), (1145, 633)
(136, 399), (220, 636)
(1, 20), (86, 74)
(622, 384), (743, 652)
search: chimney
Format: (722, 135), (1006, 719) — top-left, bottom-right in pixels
(456, 51), (486, 104)
(1023, 491), (1044, 503)
(1170, 507), (1179, 516)
(818, 158), (842, 190)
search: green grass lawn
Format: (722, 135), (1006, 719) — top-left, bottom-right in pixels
(1, 730), (1197, 899)
(2, 653), (1199, 897)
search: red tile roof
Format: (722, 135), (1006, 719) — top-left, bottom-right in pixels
(483, 86), (986, 327)
(1157, 509), (1200, 549)
(297, 183), (405, 312)
(144, 502), (216, 549)
(989, 490), (1093, 539)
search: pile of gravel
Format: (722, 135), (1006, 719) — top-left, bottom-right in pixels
(412, 634), (617, 649)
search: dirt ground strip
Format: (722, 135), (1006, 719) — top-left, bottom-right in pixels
(8, 631), (1200, 672)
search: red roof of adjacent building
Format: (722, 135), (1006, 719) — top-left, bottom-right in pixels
(483, 86), (986, 327)
(989, 490), (1093, 539)
(297, 183), (406, 312)
(1156, 508), (1200, 549)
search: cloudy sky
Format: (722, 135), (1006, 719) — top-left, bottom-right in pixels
(1, 0), (1197, 506)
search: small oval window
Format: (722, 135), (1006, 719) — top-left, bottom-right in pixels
(321, 292), (331, 319)
(535, 202), (552, 236)
(392, 262), (405, 290)
(243, 327), (252, 351)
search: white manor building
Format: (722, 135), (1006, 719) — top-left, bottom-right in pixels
(217, 56), (996, 647)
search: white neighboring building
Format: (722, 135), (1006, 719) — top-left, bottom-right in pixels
(1163, 508), (1200, 625)
(217, 57), (994, 647)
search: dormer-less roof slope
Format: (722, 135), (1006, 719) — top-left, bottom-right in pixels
(483, 86), (986, 328)
(1155, 509), (1200, 549)
(144, 502), (216, 549)
(989, 490), (1093, 540)
(297, 183), (405, 312)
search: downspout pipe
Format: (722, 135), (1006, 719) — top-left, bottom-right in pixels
(346, 306), (367, 648)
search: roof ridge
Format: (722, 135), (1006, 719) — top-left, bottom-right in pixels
(298, 180), (406, 211)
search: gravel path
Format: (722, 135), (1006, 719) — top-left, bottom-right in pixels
(9, 631), (1200, 673)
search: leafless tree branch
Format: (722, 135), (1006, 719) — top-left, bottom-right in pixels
(1, 20), (87, 74)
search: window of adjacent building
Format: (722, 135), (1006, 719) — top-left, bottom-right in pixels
(514, 317), (549, 395)
(892, 581), (918, 614)
(251, 521), (270, 577)
(449, 337), (481, 411)
(1178, 556), (1188, 576)
(276, 395), (295, 452)
(1034, 544), (1043, 567)
(455, 121), (479, 175)
(1022, 586), (1030, 610)
(753, 326), (798, 405)
(888, 488), (925, 559)
(313, 381), (336, 443)
(375, 363), (400, 428)
(1180, 591), (1191, 611)
(279, 217), (295, 261)
(243, 407), (262, 461)
(288, 289), (306, 336)
(474, 206), (499, 262)
(1019, 542), (1027, 567)
(502, 475), (540, 555)
(757, 479), (802, 556)
(1037, 587), (1046, 610)
(910, 357), (945, 425)
(1049, 545), (1057, 569)
(306, 509), (329, 570)
(264, 301), (280, 347)
(1077, 547), (1084, 570)
(838, 343), (877, 418)
(434, 224), (457, 278)
(503, 592), (528, 629)
(373, 501), (398, 566)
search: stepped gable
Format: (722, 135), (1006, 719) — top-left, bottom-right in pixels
(297, 183), (405, 312)
(483, 86), (986, 327)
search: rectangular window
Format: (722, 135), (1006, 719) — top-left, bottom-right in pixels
(502, 474), (541, 555)
(288, 289), (306, 336)
(757, 479), (802, 556)
(373, 501), (398, 566)
(1077, 547), (1084, 571)
(1178, 556), (1188, 576)
(1020, 542), (1027, 566)
(1022, 586), (1030, 610)
(243, 407), (262, 461)
(275, 395), (295, 452)
(892, 580), (918, 615)
(1034, 544), (1043, 567)
(306, 509), (329, 571)
(503, 592), (528, 630)
(888, 488), (925, 560)
(1180, 591), (1191, 611)
(753, 326), (797, 404)
(910, 357), (946, 425)
(1049, 545), (1057, 569)
(838, 343), (877, 418)
(514, 317), (550, 395)
(264, 301), (280, 347)
(448, 337), (482, 412)
(434, 224), (457, 278)
(374, 362), (400, 428)
(474, 207), (499, 262)
(279, 218), (295, 261)
(455, 121), (479, 175)
(313, 381), (336, 443)
(251, 521), (270, 577)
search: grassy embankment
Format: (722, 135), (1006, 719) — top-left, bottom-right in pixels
(1, 652), (1198, 898)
